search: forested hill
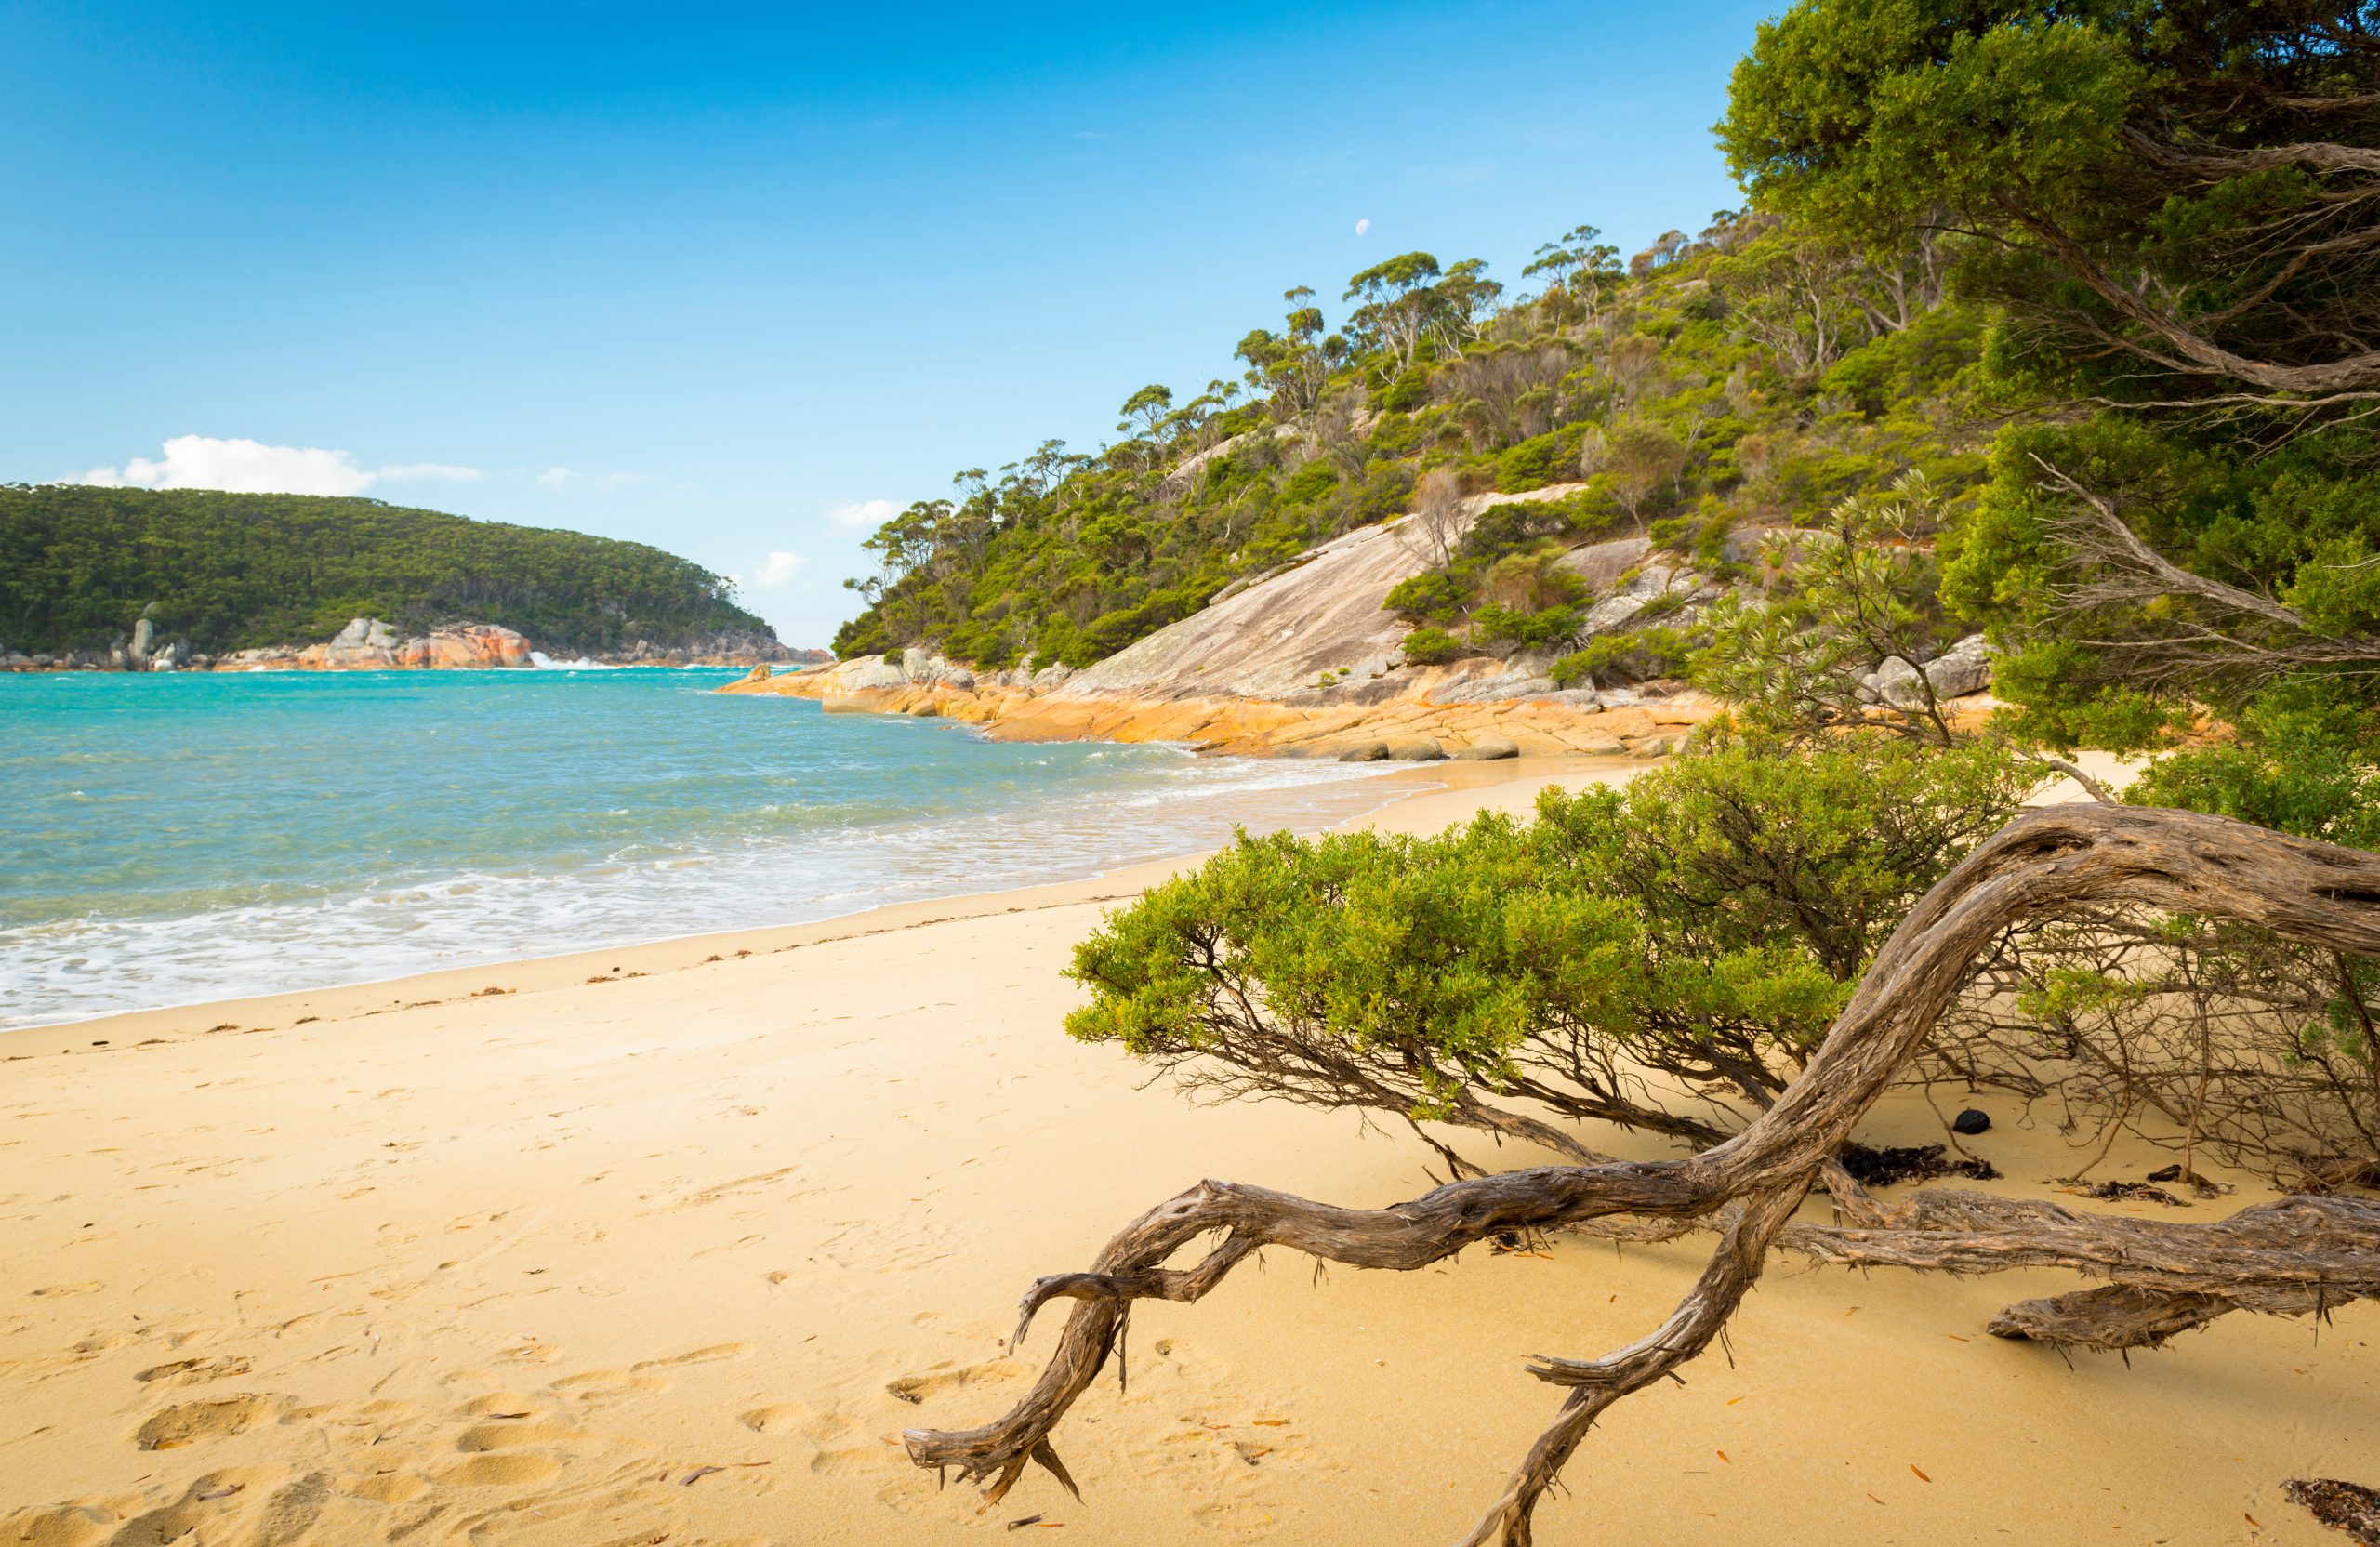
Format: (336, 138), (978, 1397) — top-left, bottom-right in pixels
(0, 484), (776, 657)
(830, 213), (1988, 670)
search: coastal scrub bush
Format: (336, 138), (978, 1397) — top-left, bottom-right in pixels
(1472, 602), (1581, 654)
(1383, 571), (1469, 624)
(1064, 733), (2032, 1161)
(1549, 626), (1693, 688)
(1694, 470), (1962, 743)
(1399, 627), (1463, 665)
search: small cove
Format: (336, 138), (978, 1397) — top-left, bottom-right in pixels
(0, 668), (1401, 1026)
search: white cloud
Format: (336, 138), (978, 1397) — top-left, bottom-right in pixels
(537, 466), (643, 492)
(751, 550), (807, 587)
(826, 496), (900, 529)
(73, 435), (481, 497)
(1355, 218), (1370, 236)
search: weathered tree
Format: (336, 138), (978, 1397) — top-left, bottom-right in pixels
(1719, 0), (2380, 416)
(907, 804), (2380, 1543)
(1343, 252), (1450, 377)
(1698, 469), (1969, 745)
(1235, 288), (1341, 420)
(1602, 417), (1686, 526)
(1395, 467), (1469, 571)
(1522, 223), (1625, 324)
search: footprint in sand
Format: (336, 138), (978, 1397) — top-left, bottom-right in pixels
(29, 1282), (102, 1298)
(490, 1340), (563, 1365)
(738, 1403), (805, 1434)
(815, 1219), (961, 1273)
(691, 1233), (768, 1261)
(52, 1469), (285, 1547)
(136, 1355), (253, 1386)
(810, 1445), (899, 1478)
(305, 1398), (418, 1449)
(455, 1418), (588, 1450)
(431, 1451), (563, 1488)
(629, 1342), (749, 1372)
(1193, 1499), (1281, 1532)
(343, 1471), (429, 1505)
(739, 1402), (859, 1446)
(547, 1368), (670, 1408)
(135, 1395), (284, 1449)
(884, 1357), (1026, 1407)
(4, 1503), (113, 1547)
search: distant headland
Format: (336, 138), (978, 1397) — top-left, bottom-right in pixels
(0, 483), (826, 671)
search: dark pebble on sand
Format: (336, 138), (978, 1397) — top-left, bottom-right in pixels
(1950, 1108), (1990, 1135)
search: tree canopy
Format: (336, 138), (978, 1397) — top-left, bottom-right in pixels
(834, 213), (1993, 669)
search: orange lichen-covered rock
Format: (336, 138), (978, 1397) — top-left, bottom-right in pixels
(714, 659), (1721, 760)
(220, 617), (537, 671)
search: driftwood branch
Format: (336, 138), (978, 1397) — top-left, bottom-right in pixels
(908, 805), (2380, 1543)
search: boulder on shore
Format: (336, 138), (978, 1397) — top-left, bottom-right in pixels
(1389, 738), (1447, 762)
(1338, 741), (1391, 762)
(1863, 634), (1993, 707)
(1454, 736), (1520, 761)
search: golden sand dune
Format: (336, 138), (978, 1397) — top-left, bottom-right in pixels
(2, 767), (2369, 1545)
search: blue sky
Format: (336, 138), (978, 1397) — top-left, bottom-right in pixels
(2, 1), (1771, 647)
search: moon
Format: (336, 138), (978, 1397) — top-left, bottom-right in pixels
(1355, 218), (1370, 236)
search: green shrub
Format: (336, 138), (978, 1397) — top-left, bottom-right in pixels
(1374, 367), (1431, 414)
(1384, 571), (1471, 624)
(1066, 734), (2032, 1155)
(1401, 626), (1465, 665)
(1280, 461), (1342, 506)
(1495, 430), (1573, 492)
(1473, 602), (1582, 653)
(1350, 459), (1419, 527)
(1552, 626), (1696, 686)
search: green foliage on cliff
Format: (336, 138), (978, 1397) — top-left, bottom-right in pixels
(840, 0), (2379, 825)
(0, 484), (771, 656)
(831, 212), (1992, 668)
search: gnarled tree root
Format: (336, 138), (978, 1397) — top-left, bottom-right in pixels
(906, 805), (2380, 1544)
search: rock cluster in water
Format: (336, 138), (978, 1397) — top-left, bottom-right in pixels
(219, 618), (540, 671)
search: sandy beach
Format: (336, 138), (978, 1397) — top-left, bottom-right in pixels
(3, 757), (2370, 1547)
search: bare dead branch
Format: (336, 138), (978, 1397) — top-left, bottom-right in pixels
(2122, 128), (2380, 179)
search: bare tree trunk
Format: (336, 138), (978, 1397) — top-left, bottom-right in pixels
(906, 804), (2380, 1544)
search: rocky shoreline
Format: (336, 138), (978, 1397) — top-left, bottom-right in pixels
(0, 615), (826, 673)
(714, 495), (1996, 759)
(720, 648), (1737, 759)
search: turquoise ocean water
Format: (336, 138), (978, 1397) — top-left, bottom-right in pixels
(0, 668), (1401, 1028)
